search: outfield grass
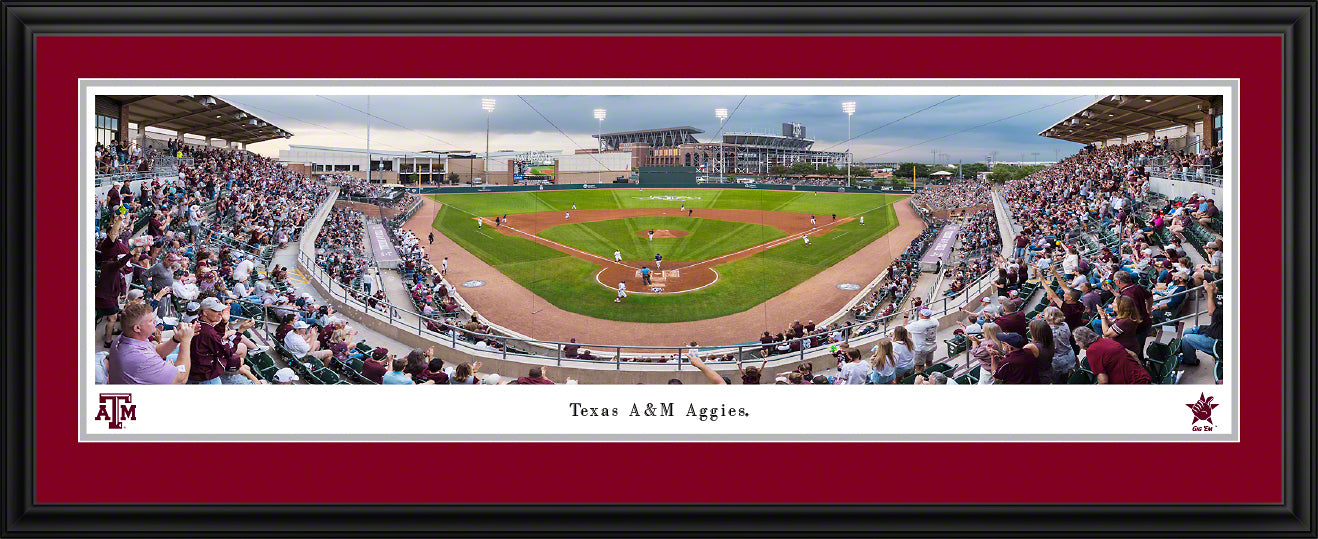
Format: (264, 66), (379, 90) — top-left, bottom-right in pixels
(430, 188), (899, 217)
(432, 205), (564, 266)
(536, 216), (785, 261)
(429, 189), (905, 322)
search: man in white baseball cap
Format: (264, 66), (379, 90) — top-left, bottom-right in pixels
(283, 319), (332, 366)
(904, 307), (940, 369)
(273, 367), (300, 384)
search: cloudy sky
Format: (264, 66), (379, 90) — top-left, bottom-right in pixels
(223, 94), (1097, 164)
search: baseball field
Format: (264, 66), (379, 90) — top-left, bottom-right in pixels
(427, 188), (905, 323)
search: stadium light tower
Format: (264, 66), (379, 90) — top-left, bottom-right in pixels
(842, 101), (856, 187)
(715, 108), (728, 180)
(594, 108), (607, 184)
(481, 98), (495, 185)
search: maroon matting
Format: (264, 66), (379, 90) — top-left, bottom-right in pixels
(43, 36), (1282, 503)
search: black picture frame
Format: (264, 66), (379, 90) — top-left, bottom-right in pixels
(3, 3), (1312, 536)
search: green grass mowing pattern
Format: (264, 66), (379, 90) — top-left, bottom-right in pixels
(426, 189), (910, 322)
(536, 216), (786, 261)
(756, 204), (900, 267)
(496, 255), (822, 323)
(431, 205), (566, 266)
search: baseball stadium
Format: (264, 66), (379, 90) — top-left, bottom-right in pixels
(92, 93), (1226, 387)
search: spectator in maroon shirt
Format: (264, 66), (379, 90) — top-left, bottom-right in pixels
(992, 332), (1039, 384)
(96, 253), (132, 348)
(274, 313), (296, 343)
(738, 356), (768, 385)
(994, 299), (1029, 336)
(361, 347), (389, 384)
(517, 366), (558, 385)
(1099, 295), (1143, 355)
(402, 348), (429, 381)
(189, 297), (245, 384)
(420, 357), (450, 384)
(758, 332), (774, 355)
(1072, 326), (1150, 384)
(1111, 270), (1153, 361)
(1042, 264), (1088, 330)
(790, 320), (805, 339)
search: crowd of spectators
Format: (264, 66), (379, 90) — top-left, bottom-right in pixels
(761, 176), (848, 187)
(96, 140), (158, 175)
(913, 179), (991, 210)
(325, 174), (420, 211)
(313, 206), (372, 298)
(97, 137), (1222, 387)
(979, 140), (1226, 384)
(96, 148), (335, 385)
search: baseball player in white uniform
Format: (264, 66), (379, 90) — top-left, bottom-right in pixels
(614, 249), (622, 262)
(615, 281), (627, 302)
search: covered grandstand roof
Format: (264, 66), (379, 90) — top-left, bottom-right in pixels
(104, 95), (291, 145)
(1038, 95), (1219, 144)
(722, 131), (817, 151)
(594, 126), (705, 149)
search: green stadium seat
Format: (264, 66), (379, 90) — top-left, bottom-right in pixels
(924, 363), (955, 376)
(247, 351), (279, 382)
(944, 335), (969, 358)
(304, 366), (341, 385)
(1067, 369), (1096, 384)
(953, 374), (975, 385)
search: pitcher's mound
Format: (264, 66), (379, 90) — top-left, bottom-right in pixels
(636, 229), (688, 239)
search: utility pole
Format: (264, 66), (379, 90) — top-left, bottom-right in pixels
(481, 98), (495, 185)
(842, 101), (855, 188)
(366, 95), (371, 187)
(715, 108), (728, 180)
(594, 108), (606, 184)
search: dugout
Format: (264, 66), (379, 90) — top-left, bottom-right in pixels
(638, 166), (701, 185)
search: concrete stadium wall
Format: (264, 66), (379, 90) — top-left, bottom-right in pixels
(922, 204), (991, 220)
(300, 263), (866, 384)
(1149, 175), (1223, 201)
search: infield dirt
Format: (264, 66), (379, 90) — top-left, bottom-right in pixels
(481, 208), (850, 293)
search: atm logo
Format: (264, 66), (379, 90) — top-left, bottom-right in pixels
(95, 393), (136, 429)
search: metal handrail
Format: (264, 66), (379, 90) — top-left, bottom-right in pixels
(96, 170), (163, 187)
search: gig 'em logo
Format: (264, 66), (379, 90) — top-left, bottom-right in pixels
(1186, 393), (1218, 431)
(95, 393), (136, 429)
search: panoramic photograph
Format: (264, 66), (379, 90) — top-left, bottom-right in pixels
(90, 91), (1226, 388)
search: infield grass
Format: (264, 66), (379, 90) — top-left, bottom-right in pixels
(429, 188), (905, 322)
(537, 216), (786, 261)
